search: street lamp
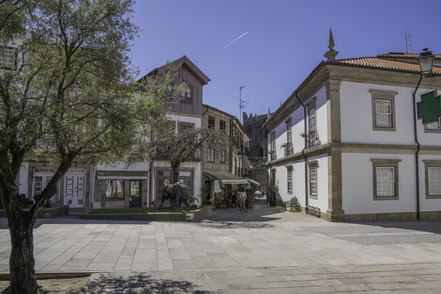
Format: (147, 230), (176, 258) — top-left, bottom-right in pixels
(413, 48), (435, 221)
(418, 48), (434, 76)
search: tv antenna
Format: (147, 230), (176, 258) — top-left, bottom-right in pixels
(405, 34), (413, 53)
(230, 87), (249, 124)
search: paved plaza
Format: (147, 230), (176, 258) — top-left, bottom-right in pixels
(1, 200), (441, 293)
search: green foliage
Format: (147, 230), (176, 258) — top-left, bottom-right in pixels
(287, 196), (301, 212)
(269, 185), (279, 193)
(201, 183), (210, 204)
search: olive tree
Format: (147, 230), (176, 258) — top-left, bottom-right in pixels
(0, 1), (177, 293)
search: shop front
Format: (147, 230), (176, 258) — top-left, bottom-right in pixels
(202, 170), (249, 208)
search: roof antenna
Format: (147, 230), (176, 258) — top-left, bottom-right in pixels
(405, 34), (413, 53)
(324, 28), (339, 61)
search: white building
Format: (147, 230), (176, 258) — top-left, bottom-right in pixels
(265, 32), (441, 221)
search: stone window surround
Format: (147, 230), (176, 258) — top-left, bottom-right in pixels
(307, 160), (318, 200)
(370, 90), (398, 132)
(371, 159), (401, 200)
(424, 160), (441, 199)
(286, 164), (293, 195)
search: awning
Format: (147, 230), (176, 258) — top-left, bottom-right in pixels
(247, 179), (260, 186)
(203, 170), (248, 185)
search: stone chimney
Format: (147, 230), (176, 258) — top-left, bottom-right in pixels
(324, 28), (339, 61)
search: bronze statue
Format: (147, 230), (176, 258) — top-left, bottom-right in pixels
(158, 180), (199, 212)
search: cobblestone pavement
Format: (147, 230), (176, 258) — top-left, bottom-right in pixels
(1, 199), (441, 293)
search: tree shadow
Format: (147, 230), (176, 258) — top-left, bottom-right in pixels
(78, 273), (217, 294)
(197, 220), (274, 229)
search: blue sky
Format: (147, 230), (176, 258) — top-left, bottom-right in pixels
(131, 0), (441, 119)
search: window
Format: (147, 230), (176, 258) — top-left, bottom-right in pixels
(425, 116), (441, 133)
(285, 119), (293, 156)
(178, 170), (193, 194)
(219, 149), (226, 163)
(208, 148), (215, 162)
(308, 106), (316, 132)
(376, 167), (395, 196)
(181, 83), (193, 103)
(425, 161), (441, 199)
(105, 179), (125, 199)
(372, 159), (400, 200)
(130, 180), (141, 197)
(371, 90), (397, 131)
(219, 120), (226, 132)
(375, 100), (392, 127)
(308, 162), (318, 199)
(270, 131), (276, 161)
(166, 83), (175, 95)
(287, 166), (293, 194)
(208, 116), (215, 129)
(306, 98), (317, 148)
(0, 47), (16, 70)
(178, 122), (194, 133)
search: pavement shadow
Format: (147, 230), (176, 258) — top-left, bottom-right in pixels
(0, 217), (151, 230)
(204, 198), (287, 223)
(356, 221), (441, 235)
(80, 273), (217, 294)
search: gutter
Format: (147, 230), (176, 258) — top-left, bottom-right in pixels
(262, 124), (274, 206)
(295, 93), (309, 211)
(412, 74), (423, 220)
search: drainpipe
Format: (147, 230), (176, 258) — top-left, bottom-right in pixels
(295, 93), (309, 211)
(412, 74), (423, 221)
(262, 124), (274, 206)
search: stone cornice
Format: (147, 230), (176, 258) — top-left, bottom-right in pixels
(268, 143), (441, 167)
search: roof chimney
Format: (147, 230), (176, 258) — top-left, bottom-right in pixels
(267, 108), (271, 119)
(324, 28), (339, 61)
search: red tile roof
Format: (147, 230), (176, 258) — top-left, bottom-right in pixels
(329, 57), (441, 74)
(377, 52), (441, 60)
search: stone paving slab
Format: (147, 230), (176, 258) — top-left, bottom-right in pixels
(1, 200), (441, 292)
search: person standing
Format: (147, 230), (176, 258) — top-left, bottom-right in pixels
(238, 187), (247, 213)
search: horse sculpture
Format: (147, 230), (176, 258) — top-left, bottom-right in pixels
(158, 180), (199, 212)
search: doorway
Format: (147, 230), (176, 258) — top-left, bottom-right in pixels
(129, 180), (142, 208)
(64, 170), (86, 208)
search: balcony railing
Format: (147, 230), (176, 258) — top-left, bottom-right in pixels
(283, 143), (293, 157)
(306, 130), (320, 149)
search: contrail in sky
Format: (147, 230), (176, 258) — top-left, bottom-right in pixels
(217, 31), (248, 53)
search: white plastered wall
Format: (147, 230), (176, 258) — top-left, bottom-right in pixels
(340, 81), (441, 146)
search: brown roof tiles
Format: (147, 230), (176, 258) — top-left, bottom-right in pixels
(329, 57), (441, 74)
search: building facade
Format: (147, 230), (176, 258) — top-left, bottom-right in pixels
(94, 56), (210, 209)
(265, 38), (441, 221)
(243, 112), (270, 194)
(17, 56), (211, 210)
(201, 104), (251, 206)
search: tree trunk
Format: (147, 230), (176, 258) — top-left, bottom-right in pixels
(172, 166), (179, 185)
(7, 216), (38, 294)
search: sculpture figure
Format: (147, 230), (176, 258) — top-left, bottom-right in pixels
(158, 180), (199, 212)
